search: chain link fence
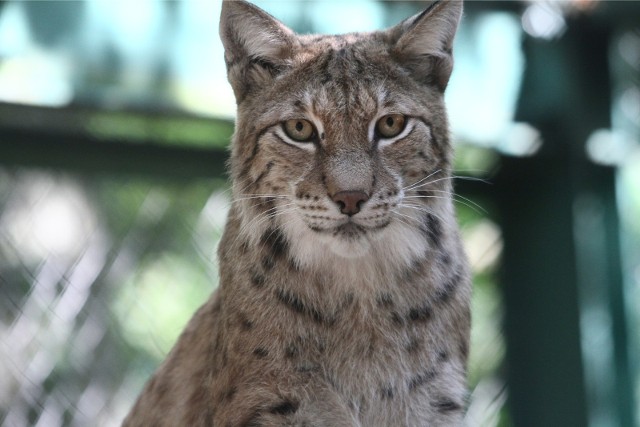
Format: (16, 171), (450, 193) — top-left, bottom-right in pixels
(0, 168), (228, 426)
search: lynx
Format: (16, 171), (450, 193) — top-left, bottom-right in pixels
(123, 1), (471, 425)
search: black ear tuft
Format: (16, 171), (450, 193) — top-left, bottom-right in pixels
(388, 1), (463, 91)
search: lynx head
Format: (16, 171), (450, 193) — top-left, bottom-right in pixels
(219, 0), (462, 267)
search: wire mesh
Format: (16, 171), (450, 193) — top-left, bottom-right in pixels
(0, 168), (228, 426)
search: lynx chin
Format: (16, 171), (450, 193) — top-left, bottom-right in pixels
(124, 1), (471, 425)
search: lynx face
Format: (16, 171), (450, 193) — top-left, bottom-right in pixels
(222, 1), (459, 264)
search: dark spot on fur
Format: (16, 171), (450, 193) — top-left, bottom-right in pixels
(376, 292), (394, 308)
(357, 395), (366, 417)
(353, 57), (366, 75)
(269, 400), (299, 415)
(321, 74), (332, 85)
(275, 289), (328, 325)
(341, 293), (356, 310)
(423, 213), (443, 249)
(380, 385), (395, 400)
(253, 347), (269, 358)
(261, 256), (275, 271)
(239, 313), (254, 331)
(262, 196), (276, 211)
(275, 289), (305, 313)
(418, 150), (431, 163)
(390, 311), (405, 326)
(296, 362), (321, 374)
(433, 399), (463, 413)
(440, 252), (452, 266)
(408, 303), (432, 323)
(239, 240), (250, 254)
(218, 386), (237, 404)
(260, 227), (289, 260)
(250, 271), (267, 289)
(285, 342), (299, 359)
(408, 369), (437, 391)
(434, 270), (462, 305)
(405, 337), (421, 353)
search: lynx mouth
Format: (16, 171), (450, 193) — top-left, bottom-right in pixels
(307, 222), (366, 239)
(333, 222), (366, 239)
(335, 220), (391, 238)
(308, 219), (392, 237)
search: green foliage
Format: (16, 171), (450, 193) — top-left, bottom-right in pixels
(87, 112), (234, 149)
(113, 252), (215, 361)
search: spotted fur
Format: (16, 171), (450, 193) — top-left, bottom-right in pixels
(124, 1), (470, 425)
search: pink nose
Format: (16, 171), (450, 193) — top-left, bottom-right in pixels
(332, 191), (369, 216)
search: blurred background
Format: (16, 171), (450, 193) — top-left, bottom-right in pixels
(0, 1), (638, 426)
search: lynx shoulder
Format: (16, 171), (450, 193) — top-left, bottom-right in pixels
(124, 1), (471, 425)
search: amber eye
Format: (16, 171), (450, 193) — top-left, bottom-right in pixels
(376, 114), (406, 139)
(283, 119), (315, 142)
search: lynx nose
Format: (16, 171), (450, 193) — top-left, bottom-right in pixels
(332, 191), (369, 216)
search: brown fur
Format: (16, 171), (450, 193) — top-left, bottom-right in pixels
(124, 1), (470, 425)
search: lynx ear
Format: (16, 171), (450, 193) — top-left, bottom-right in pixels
(219, 0), (296, 101)
(389, 0), (462, 91)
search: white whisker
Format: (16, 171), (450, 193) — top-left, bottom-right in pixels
(402, 169), (443, 192)
(403, 191), (486, 214)
(405, 174), (491, 194)
(428, 190), (486, 214)
(392, 210), (421, 227)
(399, 203), (448, 225)
(451, 174), (492, 185)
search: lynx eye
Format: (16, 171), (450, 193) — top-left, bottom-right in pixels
(283, 119), (315, 142)
(376, 114), (406, 139)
